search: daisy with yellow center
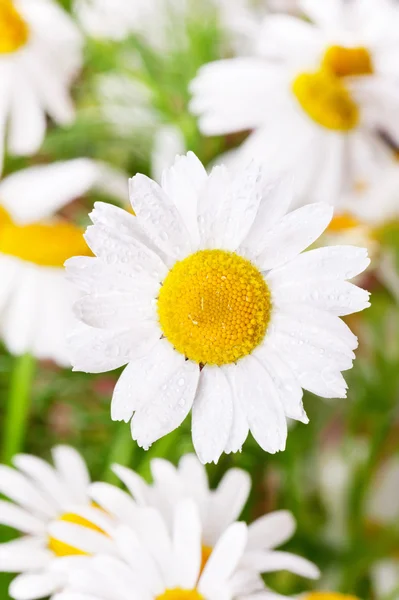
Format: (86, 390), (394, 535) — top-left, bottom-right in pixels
(0, 0), (82, 172)
(67, 152), (370, 463)
(0, 446), (115, 600)
(0, 159), (127, 365)
(190, 0), (399, 206)
(51, 499), (319, 600)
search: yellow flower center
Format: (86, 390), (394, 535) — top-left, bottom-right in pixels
(0, 208), (90, 267)
(200, 544), (212, 573)
(156, 590), (204, 600)
(292, 70), (359, 131)
(327, 213), (361, 233)
(322, 45), (374, 78)
(305, 594), (359, 600)
(157, 250), (271, 366)
(48, 512), (105, 557)
(0, 0), (29, 54)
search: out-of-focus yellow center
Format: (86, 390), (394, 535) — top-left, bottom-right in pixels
(158, 250), (271, 366)
(48, 512), (104, 557)
(0, 207), (90, 267)
(305, 594), (359, 600)
(0, 0), (29, 54)
(156, 590), (204, 600)
(200, 545), (212, 573)
(322, 45), (374, 78)
(292, 70), (359, 131)
(327, 213), (361, 233)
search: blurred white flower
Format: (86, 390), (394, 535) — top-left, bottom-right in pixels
(0, 446), (110, 600)
(51, 497), (319, 600)
(50, 454), (319, 595)
(74, 0), (266, 51)
(190, 0), (399, 206)
(66, 152), (369, 463)
(0, 0), (83, 172)
(0, 159), (127, 365)
(151, 125), (186, 182)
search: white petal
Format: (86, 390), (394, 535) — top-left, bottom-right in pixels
(0, 501), (44, 535)
(199, 523), (248, 595)
(223, 366), (249, 454)
(83, 222), (167, 283)
(73, 288), (157, 330)
(8, 75), (46, 156)
(68, 321), (159, 373)
(254, 341), (306, 423)
(257, 14), (322, 64)
(0, 465), (57, 519)
(48, 522), (115, 556)
(161, 152), (207, 247)
(111, 465), (150, 506)
(9, 572), (63, 600)
(51, 446), (90, 506)
(247, 511), (296, 551)
(257, 204), (333, 270)
(230, 357), (287, 454)
(243, 550), (320, 579)
(172, 500), (202, 589)
(239, 175), (294, 259)
(209, 469), (251, 538)
(267, 246), (370, 288)
(111, 338), (178, 422)
(196, 165), (230, 249)
(89, 483), (138, 530)
(0, 538), (51, 572)
(192, 366), (233, 465)
(271, 280), (371, 317)
(12, 454), (73, 511)
(129, 174), (192, 260)
(0, 160), (101, 224)
(131, 359), (200, 449)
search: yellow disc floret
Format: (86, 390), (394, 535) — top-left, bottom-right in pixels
(156, 590), (204, 600)
(48, 512), (105, 557)
(0, 0), (29, 54)
(323, 45), (374, 78)
(0, 212), (91, 267)
(292, 70), (359, 131)
(158, 250), (271, 366)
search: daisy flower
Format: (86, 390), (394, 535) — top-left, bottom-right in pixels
(0, 446), (113, 600)
(0, 159), (127, 365)
(303, 595), (359, 600)
(66, 151), (370, 463)
(190, 0), (399, 205)
(0, 0), (83, 172)
(50, 499), (319, 600)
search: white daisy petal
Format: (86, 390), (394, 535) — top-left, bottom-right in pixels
(254, 341), (306, 423)
(110, 465), (150, 506)
(9, 572), (63, 600)
(0, 538), (51, 572)
(8, 75), (46, 157)
(223, 366), (250, 454)
(161, 151), (207, 247)
(197, 165), (231, 249)
(129, 174), (192, 260)
(267, 246), (371, 288)
(48, 522), (115, 556)
(229, 357), (287, 454)
(199, 522), (248, 594)
(247, 511), (296, 551)
(131, 359), (200, 450)
(89, 482), (139, 529)
(257, 204), (333, 270)
(172, 500), (202, 589)
(0, 465), (57, 519)
(51, 446), (90, 505)
(209, 469), (251, 538)
(244, 550), (320, 579)
(192, 366), (233, 465)
(68, 322), (159, 373)
(0, 500), (44, 535)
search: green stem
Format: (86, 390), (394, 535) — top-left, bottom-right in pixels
(2, 353), (36, 464)
(103, 423), (135, 484)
